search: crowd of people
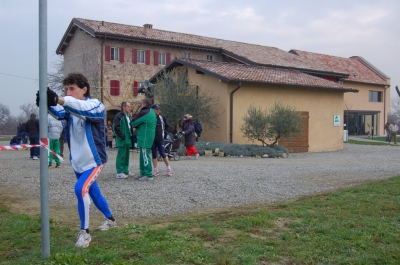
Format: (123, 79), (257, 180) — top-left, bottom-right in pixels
(28, 72), (201, 248)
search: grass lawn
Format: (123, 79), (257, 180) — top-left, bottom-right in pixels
(1, 176), (399, 264)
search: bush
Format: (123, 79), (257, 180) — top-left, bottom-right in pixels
(176, 140), (289, 158)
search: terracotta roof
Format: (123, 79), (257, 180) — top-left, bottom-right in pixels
(64, 18), (347, 76)
(290, 50), (388, 85)
(153, 58), (358, 93)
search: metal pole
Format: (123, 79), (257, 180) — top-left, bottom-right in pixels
(39, 0), (50, 259)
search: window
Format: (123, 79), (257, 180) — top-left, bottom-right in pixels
(111, 47), (119, 61)
(137, 82), (145, 96)
(207, 55), (213, 61)
(369, 91), (382, 102)
(184, 52), (191, 59)
(110, 80), (120, 96)
(159, 52), (166, 65)
(105, 46), (124, 62)
(138, 50), (145, 64)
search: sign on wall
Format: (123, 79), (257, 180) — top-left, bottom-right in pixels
(333, 115), (340, 126)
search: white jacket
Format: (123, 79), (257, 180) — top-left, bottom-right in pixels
(47, 114), (63, 139)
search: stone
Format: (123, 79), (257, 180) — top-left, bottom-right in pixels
(218, 151), (224, 157)
(204, 150), (213, 157)
(262, 154), (269, 158)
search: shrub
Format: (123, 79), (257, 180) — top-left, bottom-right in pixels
(175, 140), (289, 158)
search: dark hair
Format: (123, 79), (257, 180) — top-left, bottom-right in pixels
(142, 98), (152, 106)
(63, 73), (91, 98)
(121, 101), (129, 111)
(30, 113), (36, 119)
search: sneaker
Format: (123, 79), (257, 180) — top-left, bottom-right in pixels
(32, 156), (39, 160)
(48, 165), (52, 169)
(116, 173), (128, 179)
(138, 176), (154, 181)
(75, 230), (91, 248)
(195, 154), (199, 159)
(186, 156), (191, 160)
(128, 172), (135, 177)
(167, 169), (173, 177)
(97, 218), (117, 231)
(134, 175), (144, 180)
(153, 169), (159, 177)
(56, 164), (61, 168)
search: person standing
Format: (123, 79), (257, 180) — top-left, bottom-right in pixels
(47, 114), (63, 168)
(384, 121), (390, 142)
(25, 113), (40, 160)
(131, 98), (156, 181)
(113, 101), (133, 179)
(179, 114), (199, 159)
(389, 120), (398, 144)
(20, 122), (28, 144)
(106, 125), (113, 148)
(151, 104), (172, 177)
(43, 73), (116, 248)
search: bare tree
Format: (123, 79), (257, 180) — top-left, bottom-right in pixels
(19, 103), (39, 121)
(0, 103), (11, 133)
(390, 97), (400, 124)
(48, 57), (65, 95)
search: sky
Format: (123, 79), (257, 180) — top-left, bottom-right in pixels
(0, 0), (399, 116)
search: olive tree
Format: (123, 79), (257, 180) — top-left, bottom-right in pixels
(152, 68), (221, 132)
(241, 101), (303, 147)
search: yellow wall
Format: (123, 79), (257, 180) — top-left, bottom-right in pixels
(343, 82), (389, 135)
(188, 67), (346, 152)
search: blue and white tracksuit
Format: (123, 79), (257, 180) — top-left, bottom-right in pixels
(49, 96), (112, 230)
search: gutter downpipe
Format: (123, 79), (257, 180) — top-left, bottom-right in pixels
(230, 82), (241, 143)
(384, 85), (390, 124)
(100, 34), (106, 103)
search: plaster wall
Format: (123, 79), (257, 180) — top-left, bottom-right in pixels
(188, 68), (345, 152)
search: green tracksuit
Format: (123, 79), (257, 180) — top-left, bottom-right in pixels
(113, 112), (133, 175)
(131, 106), (156, 177)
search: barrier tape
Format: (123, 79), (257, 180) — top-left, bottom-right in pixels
(0, 138), (64, 161)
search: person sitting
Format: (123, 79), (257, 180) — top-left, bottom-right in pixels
(10, 135), (21, 148)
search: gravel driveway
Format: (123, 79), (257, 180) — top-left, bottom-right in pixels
(1, 142), (399, 222)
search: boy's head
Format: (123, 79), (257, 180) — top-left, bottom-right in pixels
(63, 73), (91, 99)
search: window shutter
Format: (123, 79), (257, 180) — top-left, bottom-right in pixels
(110, 80), (115, 95)
(166, 52), (171, 64)
(110, 80), (120, 95)
(105, 46), (111, 61)
(145, 50), (150, 65)
(154, 51), (159, 66)
(132, 49), (137, 64)
(119, 48), (124, 63)
(133, 81), (138, 97)
(115, 80), (120, 95)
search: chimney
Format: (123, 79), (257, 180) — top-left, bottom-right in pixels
(143, 24), (153, 37)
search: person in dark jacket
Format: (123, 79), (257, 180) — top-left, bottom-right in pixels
(151, 104), (172, 177)
(20, 122), (28, 144)
(179, 114), (199, 159)
(25, 113), (40, 160)
(10, 135), (21, 146)
(113, 101), (133, 179)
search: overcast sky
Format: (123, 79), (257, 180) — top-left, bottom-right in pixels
(1, 0), (399, 116)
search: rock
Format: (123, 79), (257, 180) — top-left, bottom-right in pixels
(282, 153), (288, 158)
(262, 154), (269, 158)
(204, 150), (213, 157)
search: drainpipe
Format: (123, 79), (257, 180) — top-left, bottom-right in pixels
(384, 85), (389, 125)
(229, 82), (241, 143)
(100, 34), (106, 103)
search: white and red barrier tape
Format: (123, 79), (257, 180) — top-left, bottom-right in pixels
(0, 138), (63, 161)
